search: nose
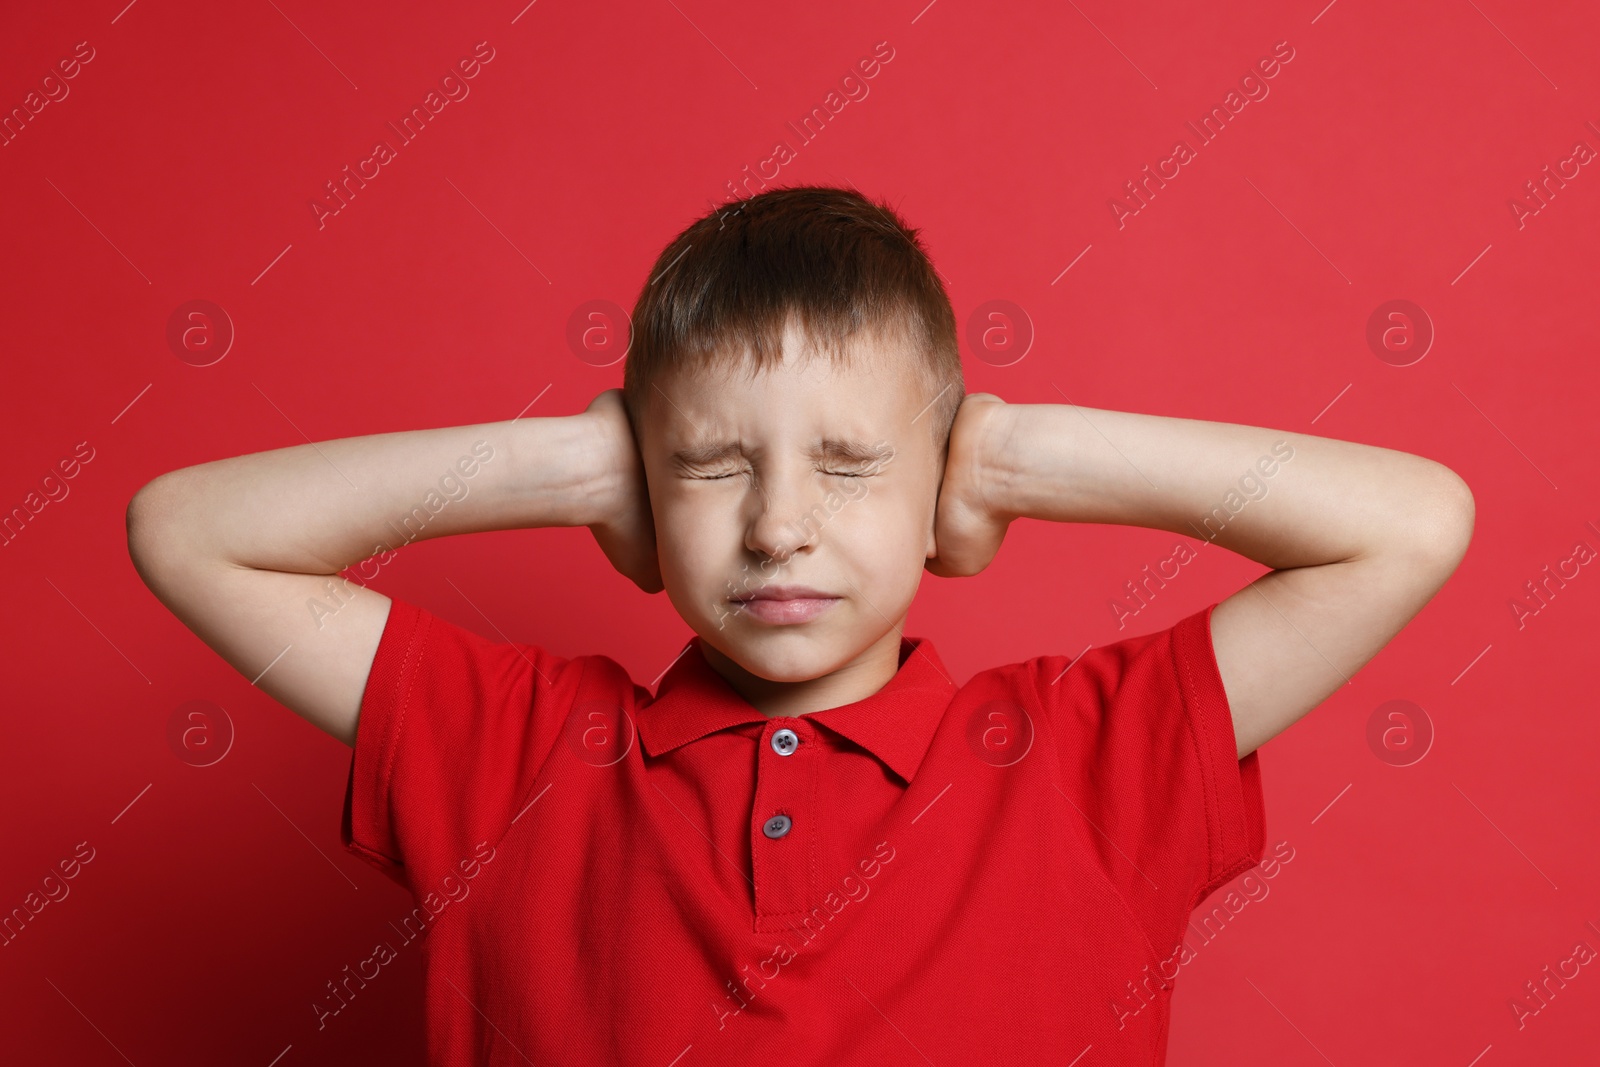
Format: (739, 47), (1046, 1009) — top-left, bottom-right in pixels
(744, 463), (823, 563)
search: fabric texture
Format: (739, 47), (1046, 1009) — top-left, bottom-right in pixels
(340, 596), (1266, 1065)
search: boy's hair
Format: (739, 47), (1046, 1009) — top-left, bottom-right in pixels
(622, 184), (964, 449)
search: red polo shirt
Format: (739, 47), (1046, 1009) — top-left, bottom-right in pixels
(341, 596), (1265, 1065)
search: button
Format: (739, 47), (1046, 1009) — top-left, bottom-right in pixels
(762, 814), (792, 839)
(771, 728), (799, 756)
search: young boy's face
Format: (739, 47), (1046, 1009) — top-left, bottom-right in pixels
(638, 318), (945, 690)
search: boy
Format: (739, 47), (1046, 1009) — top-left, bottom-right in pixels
(126, 185), (1473, 1065)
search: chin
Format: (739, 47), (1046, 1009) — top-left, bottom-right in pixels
(705, 627), (847, 683)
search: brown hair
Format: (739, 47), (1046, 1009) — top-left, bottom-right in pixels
(621, 184), (964, 448)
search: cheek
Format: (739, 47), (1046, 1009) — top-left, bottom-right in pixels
(840, 490), (928, 570)
(655, 492), (738, 580)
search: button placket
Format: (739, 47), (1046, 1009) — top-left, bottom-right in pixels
(751, 718), (815, 924)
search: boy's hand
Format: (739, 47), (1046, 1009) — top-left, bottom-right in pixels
(926, 392), (1015, 578)
(583, 389), (664, 594)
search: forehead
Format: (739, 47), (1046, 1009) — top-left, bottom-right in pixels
(645, 322), (932, 445)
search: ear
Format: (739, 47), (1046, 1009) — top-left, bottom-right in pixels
(925, 451), (944, 560)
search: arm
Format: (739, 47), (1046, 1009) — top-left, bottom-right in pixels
(125, 390), (658, 747)
(927, 394), (1475, 758)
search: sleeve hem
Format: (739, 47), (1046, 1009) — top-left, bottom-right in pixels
(1172, 601), (1267, 902)
(340, 595), (425, 875)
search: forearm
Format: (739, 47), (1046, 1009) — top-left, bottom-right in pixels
(130, 413), (609, 576)
(984, 403), (1470, 568)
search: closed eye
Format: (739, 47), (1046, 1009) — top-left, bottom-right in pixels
(689, 468), (874, 480)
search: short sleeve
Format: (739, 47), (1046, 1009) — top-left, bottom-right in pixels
(1029, 601), (1266, 933)
(340, 595), (584, 892)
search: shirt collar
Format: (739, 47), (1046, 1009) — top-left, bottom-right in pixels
(636, 635), (959, 784)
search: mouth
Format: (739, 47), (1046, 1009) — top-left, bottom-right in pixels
(728, 586), (842, 625)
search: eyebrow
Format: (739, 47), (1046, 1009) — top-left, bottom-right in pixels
(670, 438), (890, 469)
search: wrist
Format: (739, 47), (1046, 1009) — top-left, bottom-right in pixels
(495, 412), (617, 529)
(570, 407), (643, 529)
(966, 397), (1024, 524)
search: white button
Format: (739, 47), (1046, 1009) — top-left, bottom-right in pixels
(771, 728), (799, 756)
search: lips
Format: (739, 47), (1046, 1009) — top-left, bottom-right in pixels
(727, 586), (841, 625)
(730, 585), (838, 603)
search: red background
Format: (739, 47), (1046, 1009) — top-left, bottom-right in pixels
(3, 0), (1597, 1063)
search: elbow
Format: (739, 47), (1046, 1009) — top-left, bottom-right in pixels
(1410, 464), (1476, 572)
(125, 473), (186, 578)
(125, 480), (160, 578)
